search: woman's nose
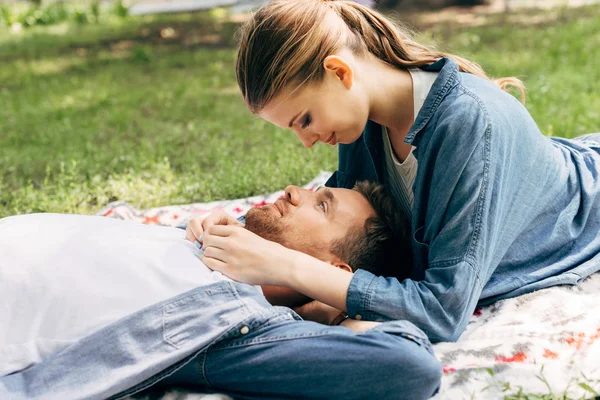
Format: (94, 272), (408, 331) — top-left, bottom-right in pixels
(284, 186), (302, 206)
(295, 130), (318, 148)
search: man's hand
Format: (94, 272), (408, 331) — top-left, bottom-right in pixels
(295, 301), (381, 332)
(339, 319), (381, 333)
(185, 210), (243, 244)
(293, 300), (344, 326)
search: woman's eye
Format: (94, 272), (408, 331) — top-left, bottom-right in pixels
(301, 114), (311, 129)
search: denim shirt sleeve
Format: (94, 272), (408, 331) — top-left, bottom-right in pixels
(347, 262), (480, 343)
(347, 92), (499, 343)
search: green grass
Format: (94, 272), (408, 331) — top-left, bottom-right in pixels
(1, 5), (600, 218)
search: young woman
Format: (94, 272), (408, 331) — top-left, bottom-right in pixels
(194, 0), (600, 342)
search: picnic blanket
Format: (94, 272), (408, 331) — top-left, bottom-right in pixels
(98, 172), (600, 399)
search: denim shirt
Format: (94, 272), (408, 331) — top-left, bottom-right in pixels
(327, 57), (600, 342)
(0, 282), (287, 400)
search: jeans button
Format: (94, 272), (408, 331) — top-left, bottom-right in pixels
(240, 326), (249, 335)
(355, 314), (362, 320)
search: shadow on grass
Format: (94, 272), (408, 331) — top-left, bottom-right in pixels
(0, 11), (242, 62)
(3, 3), (599, 62)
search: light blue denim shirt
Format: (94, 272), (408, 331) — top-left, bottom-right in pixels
(327, 57), (600, 343)
(0, 280), (442, 400)
(0, 282), (274, 399)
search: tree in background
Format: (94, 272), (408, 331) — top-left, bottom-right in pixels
(377, 0), (491, 9)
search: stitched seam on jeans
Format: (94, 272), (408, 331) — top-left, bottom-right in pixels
(208, 331), (344, 351)
(111, 351), (204, 399)
(200, 348), (211, 388)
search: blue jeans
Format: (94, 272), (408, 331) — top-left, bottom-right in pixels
(147, 315), (441, 400)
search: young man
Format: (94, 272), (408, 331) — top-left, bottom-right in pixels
(0, 182), (440, 400)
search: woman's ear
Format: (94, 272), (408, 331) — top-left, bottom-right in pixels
(323, 55), (354, 90)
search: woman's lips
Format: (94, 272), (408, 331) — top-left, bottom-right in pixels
(325, 132), (336, 145)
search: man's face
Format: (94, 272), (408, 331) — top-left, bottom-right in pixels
(244, 185), (374, 263)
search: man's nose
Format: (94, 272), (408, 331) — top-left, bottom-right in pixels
(284, 185), (304, 206)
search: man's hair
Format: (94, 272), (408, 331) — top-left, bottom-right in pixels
(330, 181), (413, 281)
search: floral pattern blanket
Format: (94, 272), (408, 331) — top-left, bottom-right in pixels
(98, 172), (600, 400)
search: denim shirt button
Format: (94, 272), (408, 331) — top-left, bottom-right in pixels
(355, 314), (362, 320)
(240, 326), (250, 335)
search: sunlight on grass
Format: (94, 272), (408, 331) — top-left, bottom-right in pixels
(26, 56), (86, 76)
(1, 5), (599, 217)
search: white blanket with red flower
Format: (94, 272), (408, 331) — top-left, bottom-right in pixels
(97, 172), (600, 399)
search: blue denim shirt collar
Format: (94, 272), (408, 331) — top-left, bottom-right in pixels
(326, 57), (461, 190)
(404, 57), (460, 147)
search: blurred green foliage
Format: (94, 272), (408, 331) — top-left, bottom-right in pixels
(0, 5), (599, 217)
(0, 0), (128, 29)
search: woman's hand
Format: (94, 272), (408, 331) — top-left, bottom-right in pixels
(200, 225), (302, 286)
(185, 210), (243, 244)
(200, 225), (306, 287)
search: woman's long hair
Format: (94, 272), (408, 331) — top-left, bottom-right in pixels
(236, 0), (525, 113)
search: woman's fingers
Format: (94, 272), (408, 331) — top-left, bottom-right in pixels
(185, 211), (243, 243)
(199, 254), (228, 274)
(202, 211), (243, 231)
(202, 246), (228, 262)
(185, 218), (204, 242)
(203, 224), (240, 238)
(201, 234), (229, 250)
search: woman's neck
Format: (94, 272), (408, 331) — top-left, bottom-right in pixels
(363, 58), (415, 161)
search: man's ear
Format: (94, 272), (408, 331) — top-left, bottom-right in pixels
(323, 55), (354, 90)
(332, 260), (353, 274)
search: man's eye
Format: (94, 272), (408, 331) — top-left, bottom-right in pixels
(318, 201), (326, 212)
(301, 114), (311, 129)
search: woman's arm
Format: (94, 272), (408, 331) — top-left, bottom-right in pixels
(284, 252), (354, 311)
(344, 262), (481, 342)
(340, 95), (520, 342)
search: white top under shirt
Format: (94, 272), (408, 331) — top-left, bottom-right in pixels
(0, 213), (261, 376)
(382, 68), (439, 220)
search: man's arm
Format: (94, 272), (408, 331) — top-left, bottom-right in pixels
(260, 285), (311, 308)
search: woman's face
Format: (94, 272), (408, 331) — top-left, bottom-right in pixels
(258, 56), (370, 148)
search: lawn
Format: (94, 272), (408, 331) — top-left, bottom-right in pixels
(1, 5), (600, 218)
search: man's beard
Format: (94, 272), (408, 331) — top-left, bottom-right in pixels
(244, 207), (287, 246)
(244, 206), (328, 259)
